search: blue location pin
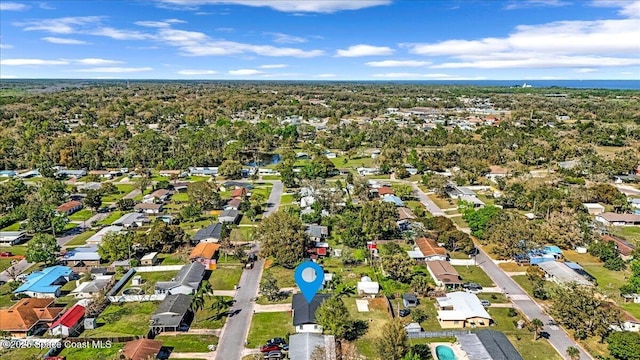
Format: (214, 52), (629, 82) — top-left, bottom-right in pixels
(294, 261), (324, 303)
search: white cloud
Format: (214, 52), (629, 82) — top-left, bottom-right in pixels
(259, 64), (288, 69)
(372, 72), (421, 78)
(75, 67), (153, 73)
(590, 0), (640, 18)
(575, 68), (598, 73)
(0, 74), (19, 79)
(335, 44), (394, 57)
(315, 73), (336, 78)
(228, 69), (263, 75)
(402, 38), (509, 56)
(0, 43), (14, 49)
(42, 36), (90, 45)
(365, 60), (430, 67)
(16, 16), (103, 34)
(215, 27), (235, 32)
(135, 19), (186, 28)
(156, 0), (391, 13)
(90, 27), (152, 40)
(177, 69), (218, 75)
(0, 2), (29, 11)
(1, 58), (68, 65)
(265, 32), (307, 44)
(504, 0), (569, 10)
(432, 55), (640, 69)
(76, 58), (124, 65)
(260, 72), (302, 78)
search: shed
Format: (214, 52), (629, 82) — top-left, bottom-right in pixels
(140, 252), (159, 266)
(356, 276), (380, 294)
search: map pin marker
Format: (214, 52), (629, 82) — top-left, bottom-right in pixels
(294, 261), (324, 303)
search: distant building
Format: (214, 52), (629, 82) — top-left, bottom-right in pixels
(112, 213), (149, 228)
(140, 252), (159, 266)
(536, 261), (593, 287)
(134, 203), (163, 214)
(583, 203), (605, 215)
(218, 209), (239, 224)
(412, 237), (447, 262)
(56, 201), (83, 216)
(192, 223), (224, 244)
(596, 212), (640, 226)
(436, 292), (492, 329)
(0, 231), (27, 246)
(86, 225), (124, 245)
(13, 266), (74, 298)
(427, 260), (462, 288)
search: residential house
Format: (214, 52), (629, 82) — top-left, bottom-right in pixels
(403, 293), (418, 308)
(289, 333), (336, 360)
(112, 213), (150, 228)
(188, 167), (218, 176)
(377, 187), (395, 197)
(134, 203), (163, 214)
(122, 339), (164, 360)
(292, 293), (331, 333)
(218, 209), (239, 224)
(159, 170), (183, 177)
(191, 223), (223, 244)
(308, 242), (330, 260)
(405, 322), (422, 334)
(558, 160), (579, 170)
(56, 201), (83, 216)
(356, 167), (380, 176)
(0, 170), (17, 177)
(86, 225), (124, 245)
(71, 275), (114, 298)
(427, 260), (462, 288)
(485, 165), (509, 182)
(225, 198), (242, 210)
(141, 252), (159, 266)
(459, 195), (485, 208)
(536, 261), (593, 286)
(231, 187), (249, 199)
(356, 276), (379, 295)
(596, 212), (640, 226)
(14, 266), (74, 298)
(61, 245), (101, 267)
(382, 194), (404, 207)
(77, 182), (102, 191)
(622, 293), (640, 304)
(155, 262), (206, 295)
(149, 294), (192, 334)
(457, 330), (523, 360)
(305, 224), (329, 242)
(602, 234), (636, 259)
(583, 203), (605, 215)
(445, 185), (476, 199)
(143, 189), (171, 204)
(436, 292), (493, 329)
(49, 303), (85, 337)
(414, 237), (447, 262)
(189, 242), (220, 270)
(611, 313), (640, 333)
(397, 207), (416, 221)
(55, 169), (87, 179)
(0, 298), (65, 337)
(0, 231), (27, 246)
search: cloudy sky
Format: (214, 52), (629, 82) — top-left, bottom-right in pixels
(0, 0), (639, 80)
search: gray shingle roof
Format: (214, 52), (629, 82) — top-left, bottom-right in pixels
(156, 262), (205, 291)
(150, 294), (191, 328)
(475, 330), (524, 360)
(292, 293), (331, 326)
(192, 223), (223, 242)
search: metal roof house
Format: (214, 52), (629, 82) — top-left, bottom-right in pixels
(382, 194), (405, 207)
(0, 231), (27, 246)
(292, 293), (331, 333)
(112, 213), (150, 228)
(155, 262), (206, 295)
(436, 292), (492, 329)
(149, 294), (192, 334)
(49, 303), (85, 337)
(191, 223), (223, 244)
(61, 245), (101, 267)
(218, 209), (239, 224)
(14, 266), (74, 298)
(289, 333), (336, 360)
(456, 330), (524, 360)
(536, 261), (593, 287)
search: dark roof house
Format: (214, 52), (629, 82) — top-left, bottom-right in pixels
(149, 294), (192, 334)
(192, 223), (223, 243)
(292, 293), (331, 332)
(155, 262), (206, 295)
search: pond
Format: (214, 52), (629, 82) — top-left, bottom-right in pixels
(246, 154), (281, 167)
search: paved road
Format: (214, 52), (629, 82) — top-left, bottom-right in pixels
(56, 212), (109, 247)
(215, 181), (283, 360)
(409, 182), (446, 216)
(0, 259), (32, 283)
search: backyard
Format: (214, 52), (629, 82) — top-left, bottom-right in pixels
(63, 230), (97, 248)
(158, 334), (218, 352)
(344, 296), (392, 359)
(192, 296), (233, 329)
(82, 301), (158, 337)
(117, 270), (179, 295)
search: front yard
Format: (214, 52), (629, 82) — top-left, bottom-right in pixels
(117, 270), (179, 295)
(157, 334), (219, 352)
(209, 266), (243, 290)
(246, 312), (294, 348)
(453, 265), (495, 287)
(64, 230), (97, 248)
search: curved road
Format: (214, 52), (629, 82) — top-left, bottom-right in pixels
(215, 181), (283, 360)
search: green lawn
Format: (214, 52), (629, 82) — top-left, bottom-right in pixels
(117, 270), (178, 295)
(96, 211), (125, 225)
(179, 218), (217, 231)
(58, 342), (125, 360)
(508, 335), (563, 360)
(64, 230), (97, 248)
(280, 194), (295, 205)
(453, 265), (495, 287)
(230, 227), (254, 242)
(0, 282), (17, 308)
(477, 292), (509, 303)
(159, 253), (187, 265)
(210, 266), (243, 290)
(101, 184), (136, 203)
(68, 209), (93, 221)
(0, 244), (28, 256)
(193, 296), (233, 329)
(0, 347), (50, 360)
(329, 156), (373, 169)
(172, 192), (189, 202)
(563, 250), (631, 303)
(512, 275), (536, 296)
(344, 297), (393, 359)
(611, 226), (640, 244)
(450, 216), (469, 228)
(157, 334), (219, 352)
(1, 222), (21, 231)
(246, 312), (294, 348)
(262, 175), (281, 180)
(428, 194), (456, 209)
(0, 258), (17, 272)
(262, 264), (296, 288)
(82, 301), (158, 337)
(414, 298), (441, 331)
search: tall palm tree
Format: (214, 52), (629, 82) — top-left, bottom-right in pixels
(529, 318), (544, 340)
(335, 284), (356, 298)
(210, 297), (235, 319)
(566, 346), (580, 360)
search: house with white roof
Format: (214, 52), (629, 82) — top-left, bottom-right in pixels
(436, 292), (492, 329)
(86, 225), (124, 245)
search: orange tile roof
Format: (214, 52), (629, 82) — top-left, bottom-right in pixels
(378, 187), (394, 196)
(189, 242), (220, 260)
(0, 298), (64, 332)
(122, 339), (163, 360)
(416, 237), (446, 257)
(231, 187), (248, 198)
(56, 201), (82, 213)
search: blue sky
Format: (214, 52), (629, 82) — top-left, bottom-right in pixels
(1, 0), (639, 80)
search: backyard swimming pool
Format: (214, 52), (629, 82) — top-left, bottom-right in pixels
(435, 345), (457, 360)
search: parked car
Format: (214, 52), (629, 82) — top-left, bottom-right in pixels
(548, 319), (558, 326)
(245, 262), (254, 269)
(265, 350), (283, 359)
(399, 308), (411, 317)
(266, 338), (288, 350)
(480, 300), (491, 307)
(260, 345), (280, 353)
(0, 252), (13, 257)
(462, 282), (482, 290)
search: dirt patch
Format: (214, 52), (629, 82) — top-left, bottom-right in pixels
(369, 297), (388, 312)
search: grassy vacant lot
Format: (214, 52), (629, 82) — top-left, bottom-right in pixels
(209, 266), (243, 290)
(611, 226), (640, 244)
(230, 227), (254, 242)
(158, 334), (218, 352)
(68, 209), (93, 221)
(453, 265), (495, 287)
(428, 194), (456, 209)
(0, 347), (50, 360)
(262, 263), (296, 288)
(345, 297), (392, 359)
(193, 296), (233, 329)
(507, 335), (562, 360)
(499, 262), (529, 273)
(83, 301), (157, 337)
(58, 342), (125, 360)
(246, 312), (294, 348)
(97, 211), (125, 225)
(64, 230), (97, 248)
(117, 270), (178, 295)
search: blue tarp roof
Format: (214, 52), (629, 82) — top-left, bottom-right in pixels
(382, 195), (404, 207)
(543, 245), (563, 254)
(14, 266), (72, 294)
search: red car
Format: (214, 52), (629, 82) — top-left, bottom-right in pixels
(260, 345), (280, 353)
(0, 252), (13, 257)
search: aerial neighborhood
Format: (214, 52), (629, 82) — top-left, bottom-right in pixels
(0, 81), (639, 360)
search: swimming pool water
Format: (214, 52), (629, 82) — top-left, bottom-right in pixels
(435, 345), (457, 360)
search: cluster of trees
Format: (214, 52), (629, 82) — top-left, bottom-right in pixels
(98, 221), (187, 261)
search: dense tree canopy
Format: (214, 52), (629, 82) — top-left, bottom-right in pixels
(257, 211), (308, 268)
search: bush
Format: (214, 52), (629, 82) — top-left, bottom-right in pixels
(507, 308), (518, 317)
(604, 256), (626, 271)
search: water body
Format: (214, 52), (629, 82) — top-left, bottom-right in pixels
(246, 154), (281, 167)
(380, 80), (640, 90)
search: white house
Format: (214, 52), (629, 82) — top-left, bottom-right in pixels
(595, 212), (640, 226)
(71, 276), (113, 298)
(0, 231), (27, 247)
(356, 276), (380, 294)
(86, 225), (124, 245)
(583, 203), (605, 215)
